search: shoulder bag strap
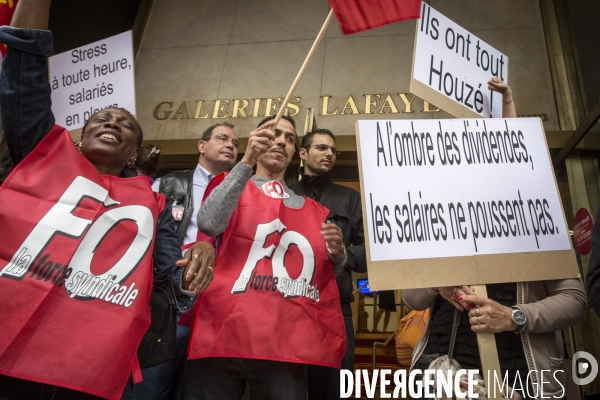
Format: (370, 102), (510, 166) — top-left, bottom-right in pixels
(448, 308), (461, 360)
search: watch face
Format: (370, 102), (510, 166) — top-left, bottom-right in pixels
(512, 309), (526, 325)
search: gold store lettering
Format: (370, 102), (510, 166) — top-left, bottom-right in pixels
(152, 94), (443, 121)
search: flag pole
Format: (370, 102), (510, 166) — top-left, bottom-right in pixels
(269, 8), (334, 130)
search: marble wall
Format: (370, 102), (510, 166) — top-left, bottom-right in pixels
(135, 0), (558, 141)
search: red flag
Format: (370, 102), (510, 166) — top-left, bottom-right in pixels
(330, 0), (421, 34)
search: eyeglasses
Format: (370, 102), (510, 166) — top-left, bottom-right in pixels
(210, 133), (241, 149)
(308, 144), (340, 155)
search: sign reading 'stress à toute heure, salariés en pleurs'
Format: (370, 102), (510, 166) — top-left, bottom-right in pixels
(48, 31), (135, 131)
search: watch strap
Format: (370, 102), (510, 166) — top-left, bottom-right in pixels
(511, 306), (526, 333)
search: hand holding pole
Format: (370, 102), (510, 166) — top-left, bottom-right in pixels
(255, 8), (335, 161)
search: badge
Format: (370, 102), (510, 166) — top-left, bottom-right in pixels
(262, 180), (289, 199)
(172, 206), (184, 221)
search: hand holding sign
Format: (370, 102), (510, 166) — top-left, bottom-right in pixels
(488, 77), (516, 118)
(487, 77), (511, 98)
(438, 285), (470, 311)
(463, 287), (516, 334)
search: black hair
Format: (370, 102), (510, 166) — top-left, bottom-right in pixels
(82, 107), (144, 146)
(257, 115), (296, 130)
(201, 122), (235, 141)
(301, 128), (335, 149)
(132, 144), (161, 177)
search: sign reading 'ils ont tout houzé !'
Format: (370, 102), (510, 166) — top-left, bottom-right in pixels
(411, 3), (508, 119)
(356, 118), (579, 290)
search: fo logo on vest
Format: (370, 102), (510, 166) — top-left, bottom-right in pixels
(232, 219), (320, 302)
(0, 176), (154, 308)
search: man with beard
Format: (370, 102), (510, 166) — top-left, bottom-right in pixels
(290, 128), (367, 400)
(181, 116), (348, 400)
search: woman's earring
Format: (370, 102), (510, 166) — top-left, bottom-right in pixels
(126, 151), (138, 169)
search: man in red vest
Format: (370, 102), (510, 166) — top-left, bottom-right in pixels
(0, 1), (214, 399)
(181, 115), (348, 399)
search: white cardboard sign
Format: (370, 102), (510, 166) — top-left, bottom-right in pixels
(411, 3), (508, 118)
(48, 31), (135, 130)
(357, 118), (570, 262)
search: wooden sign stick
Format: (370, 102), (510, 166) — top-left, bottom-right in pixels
(472, 284), (505, 400)
(264, 9), (334, 132)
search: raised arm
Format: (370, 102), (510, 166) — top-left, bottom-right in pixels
(488, 77), (516, 118)
(0, 0), (55, 165)
(198, 122), (276, 237)
(11, 0), (51, 29)
(197, 162), (253, 237)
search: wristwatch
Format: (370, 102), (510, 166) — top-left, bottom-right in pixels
(511, 306), (527, 333)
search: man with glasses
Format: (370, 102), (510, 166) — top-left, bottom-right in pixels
(138, 122), (239, 400)
(290, 128), (367, 400)
(182, 116), (348, 400)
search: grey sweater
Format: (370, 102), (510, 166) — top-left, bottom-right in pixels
(197, 162), (346, 267)
(403, 278), (587, 397)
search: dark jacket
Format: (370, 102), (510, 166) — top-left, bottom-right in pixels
(587, 206), (600, 317)
(0, 130), (12, 185)
(157, 169), (195, 245)
(290, 168), (367, 309)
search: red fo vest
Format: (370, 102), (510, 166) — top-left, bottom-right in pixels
(188, 182), (346, 368)
(0, 126), (164, 400)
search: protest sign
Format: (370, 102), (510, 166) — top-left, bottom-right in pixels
(573, 207), (593, 255)
(410, 3), (508, 119)
(356, 118), (578, 290)
(48, 31), (135, 130)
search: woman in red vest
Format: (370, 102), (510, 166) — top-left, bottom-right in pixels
(0, 1), (215, 399)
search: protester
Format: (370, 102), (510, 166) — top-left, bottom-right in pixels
(402, 78), (587, 400)
(587, 207), (600, 317)
(289, 127), (367, 400)
(131, 144), (162, 186)
(0, 1), (214, 399)
(151, 123), (238, 245)
(136, 123), (238, 400)
(181, 115), (347, 400)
